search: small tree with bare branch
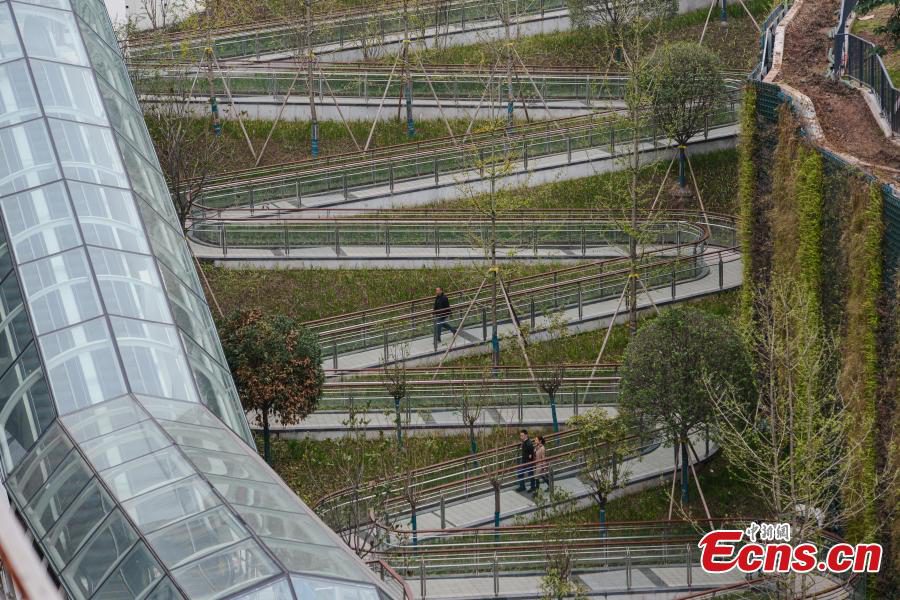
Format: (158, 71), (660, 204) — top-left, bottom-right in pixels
(140, 74), (230, 230)
(537, 365), (566, 433)
(569, 409), (630, 526)
(383, 348), (409, 448)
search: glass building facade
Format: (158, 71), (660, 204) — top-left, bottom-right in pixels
(0, 1), (389, 598)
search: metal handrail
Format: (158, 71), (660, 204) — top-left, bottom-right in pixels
(127, 0), (569, 61)
(132, 62), (748, 106)
(187, 214), (709, 259)
(190, 94), (741, 210)
(316, 365), (620, 412)
(314, 426), (674, 528)
(300, 217), (738, 366)
(367, 559), (415, 600)
(375, 524), (859, 599)
(844, 33), (900, 134)
(313, 426), (579, 509)
(301, 211), (732, 328)
(377, 518), (747, 551)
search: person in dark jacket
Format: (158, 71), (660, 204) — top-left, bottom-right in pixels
(517, 429), (537, 492)
(433, 287), (457, 343)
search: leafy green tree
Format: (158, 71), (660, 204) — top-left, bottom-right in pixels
(648, 42), (725, 192)
(569, 410), (631, 525)
(619, 307), (753, 503)
(221, 309), (324, 463)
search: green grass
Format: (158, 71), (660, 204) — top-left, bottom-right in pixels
(414, 0), (770, 70)
(203, 262), (577, 322)
(567, 454), (768, 523)
(851, 5), (900, 84)
(173, 117), (499, 175)
(428, 149), (740, 214)
(442, 290), (738, 368)
(263, 428), (552, 505)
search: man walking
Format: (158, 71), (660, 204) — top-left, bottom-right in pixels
(517, 429), (537, 492)
(433, 287), (457, 343)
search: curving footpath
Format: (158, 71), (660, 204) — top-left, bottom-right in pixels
(314, 432), (858, 599)
(262, 364), (620, 437)
(291, 213), (740, 371)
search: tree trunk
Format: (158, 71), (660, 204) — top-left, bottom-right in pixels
(493, 481), (501, 540)
(681, 435), (690, 503)
(490, 188), (500, 367)
(394, 397), (403, 448)
(549, 391), (559, 433)
(262, 412), (271, 464)
(629, 103), (639, 336)
(469, 425), (478, 455)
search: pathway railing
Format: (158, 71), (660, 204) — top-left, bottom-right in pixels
(313, 426), (580, 527)
(128, 0), (568, 61)
(367, 559), (415, 600)
(379, 524), (860, 600)
(314, 426), (681, 533)
(188, 210), (706, 259)
(752, 1), (791, 80)
(132, 62), (633, 104)
(844, 34), (900, 134)
(298, 213), (737, 367)
(193, 93), (741, 210)
(831, 0), (856, 77)
(318, 364), (619, 414)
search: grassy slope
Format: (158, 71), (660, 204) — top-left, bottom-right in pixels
(200, 117), (496, 174)
(265, 424), (761, 521)
(851, 5), (900, 84)
(415, 0), (769, 71)
(203, 262), (576, 323)
(443, 290), (738, 368)
(201, 149), (739, 321)
(569, 454), (766, 523)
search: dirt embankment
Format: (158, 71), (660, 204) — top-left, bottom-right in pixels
(775, 0), (900, 176)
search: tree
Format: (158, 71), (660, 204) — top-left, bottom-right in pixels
(648, 42), (725, 193)
(537, 365), (566, 433)
(141, 76), (230, 230)
(619, 307), (753, 503)
(567, 0), (673, 36)
(382, 349), (409, 448)
(531, 489), (584, 600)
(309, 402), (389, 559)
(220, 309), (324, 463)
(709, 279), (883, 597)
(459, 379), (486, 455)
(569, 410), (630, 526)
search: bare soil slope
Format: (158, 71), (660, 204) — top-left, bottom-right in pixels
(776, 0), (900, 174)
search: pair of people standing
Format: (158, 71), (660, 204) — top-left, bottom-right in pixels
(516, 429), (549, 493)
